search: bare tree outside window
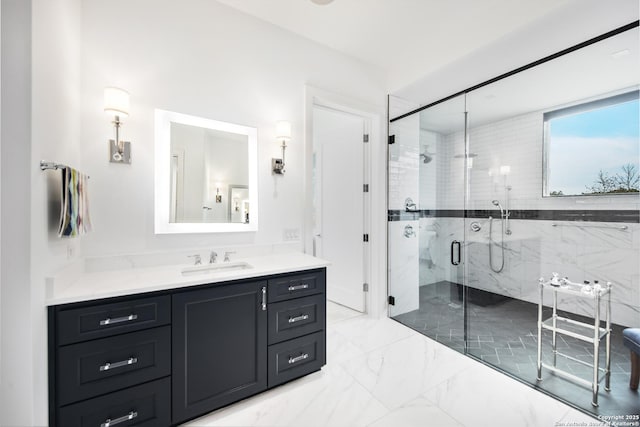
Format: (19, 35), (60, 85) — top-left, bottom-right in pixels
(585, 164), (640, 194)
(615, 163), (640, 192)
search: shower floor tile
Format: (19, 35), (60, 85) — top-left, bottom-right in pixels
(392, 281), (639, 421)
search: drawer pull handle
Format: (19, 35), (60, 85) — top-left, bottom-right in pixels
(288, 314), (309, 324)
(101, 410), (137, 427)
(261, 287), (267, 311)
(99, 357), (138, 372)
(288, 284), (309, 292)
(99, 314), (138, 326)
(288, 353), (309, 364)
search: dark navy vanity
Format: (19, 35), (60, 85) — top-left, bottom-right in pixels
(48, 267), (326, 427)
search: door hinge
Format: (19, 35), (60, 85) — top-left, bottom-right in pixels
(363, 283), (369, 292)
(388, 295), (395, 305)
(363, 134), (369, 143)
(363, 234), (369, 242)
(388, 135), (396, 145)
(363, 184), (369, 193)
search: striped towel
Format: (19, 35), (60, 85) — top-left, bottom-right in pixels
(58, 167), (92, 237)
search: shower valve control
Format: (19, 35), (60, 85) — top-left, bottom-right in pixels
(470, 222), (482, 232)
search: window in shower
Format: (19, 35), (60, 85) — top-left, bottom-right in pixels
(543, 90), (640, 197)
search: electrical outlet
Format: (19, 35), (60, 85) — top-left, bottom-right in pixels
(283, 228), (300, 241)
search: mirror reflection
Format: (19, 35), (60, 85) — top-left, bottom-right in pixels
(169, 122), (249, 223)
(154, 109), (258, 234)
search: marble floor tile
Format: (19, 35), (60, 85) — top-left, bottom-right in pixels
(326, 327), (366, 364)
(366, 396), (463, 427)
(328, 315), (416, 353)
(182, 313), (601, 427)
(341, 333), (476, 410)
(423, 363), (587, 427)
(326, 300), (364, 324)
(183, 362), (388, 427)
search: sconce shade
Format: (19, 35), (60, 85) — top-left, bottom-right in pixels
(276, 121), (292, 141)
(104, 87), (130, 117)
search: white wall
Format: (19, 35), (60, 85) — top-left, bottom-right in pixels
(1, 0), (81, 424)
(30, 0), (83, 425)
(1, 1), (33, 425)
(79, 0), (387, 258)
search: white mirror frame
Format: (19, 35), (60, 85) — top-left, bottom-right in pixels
(154, 109), (258, 233)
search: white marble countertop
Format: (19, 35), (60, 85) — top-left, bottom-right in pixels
(46, 252), (330, 306)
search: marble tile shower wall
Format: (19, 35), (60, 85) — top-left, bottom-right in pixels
(420, 217), (640, 327)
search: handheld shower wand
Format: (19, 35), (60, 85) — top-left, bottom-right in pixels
(492, 200), (504, 218)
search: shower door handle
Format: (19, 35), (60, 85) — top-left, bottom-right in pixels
(451, 240), (461, 266)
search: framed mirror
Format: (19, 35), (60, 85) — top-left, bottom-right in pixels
(154, 109), (258, 233)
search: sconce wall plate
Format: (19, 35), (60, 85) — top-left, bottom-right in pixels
(272, 158), (284, 174)
(272, 121), (290, 175)
(104, 87), (132, 165)
(109, 139), (131, 164)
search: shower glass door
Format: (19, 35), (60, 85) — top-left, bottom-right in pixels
(388, 23), (639, 420)
(388, 94), (468, 352)
(463, 25), (640, 417)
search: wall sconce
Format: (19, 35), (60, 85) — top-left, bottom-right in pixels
(272, 120), (291, 174)
(215, 183), (222, 203)
(104, 87), (131, 164)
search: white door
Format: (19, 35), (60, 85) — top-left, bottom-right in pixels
(313, 105), (366, 312)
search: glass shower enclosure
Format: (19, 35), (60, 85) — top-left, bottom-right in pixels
(387, 22), (640, 419)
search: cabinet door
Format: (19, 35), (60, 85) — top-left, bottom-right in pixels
(172, 281), (268, 424)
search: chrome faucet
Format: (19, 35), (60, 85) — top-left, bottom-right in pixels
(224, 251), (236, 262)
(209, 251), (218, 264)
(188, 254), (202, 265)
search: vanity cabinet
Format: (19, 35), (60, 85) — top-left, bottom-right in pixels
(48, 267), (326, 427)
(171, 280), (268, 424)
(49, 295), (172, 427)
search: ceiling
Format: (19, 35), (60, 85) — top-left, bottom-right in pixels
(417, 27), (640, 134)
(215, 0), (574, 91)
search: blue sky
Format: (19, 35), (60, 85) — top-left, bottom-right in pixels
(548, 99), (640, 195)
(551, 100), (639, 138)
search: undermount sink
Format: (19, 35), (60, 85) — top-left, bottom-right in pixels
(181, 261), (253, 276)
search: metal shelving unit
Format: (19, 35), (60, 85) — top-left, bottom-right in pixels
(536, 276), (612, 407)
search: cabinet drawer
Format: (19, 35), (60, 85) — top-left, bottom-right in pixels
(268, 269), (325, 303)
(56, 295), (170, 346)
(268, 294), (325, 345)
(268, 331), (325, 387)
(57, 327), (171, 406)
(57, 377), (170, 427)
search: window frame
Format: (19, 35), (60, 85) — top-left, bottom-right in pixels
(542, 89), (640, 197)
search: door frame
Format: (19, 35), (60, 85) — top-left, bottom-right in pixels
(303, 85), (386, 317)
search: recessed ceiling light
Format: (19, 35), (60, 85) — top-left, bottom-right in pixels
(611, 49), (630, 59)
(311, 0), (334, 5)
